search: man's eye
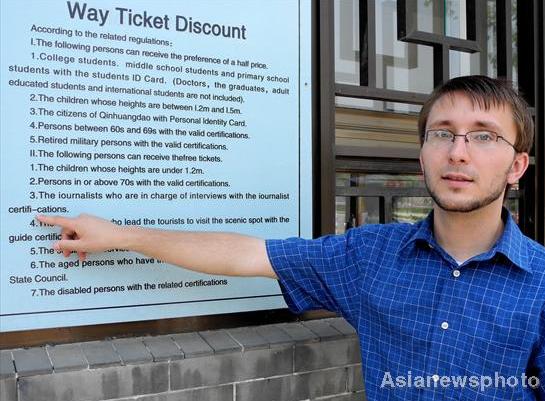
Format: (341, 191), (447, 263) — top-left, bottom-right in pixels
(435, 131), (452, 139)
(471, 132), (495, 142)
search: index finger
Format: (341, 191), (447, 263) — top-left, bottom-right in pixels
(36, 214), (77, 229)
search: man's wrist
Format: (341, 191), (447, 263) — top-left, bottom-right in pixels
(119, 225), (144, 252)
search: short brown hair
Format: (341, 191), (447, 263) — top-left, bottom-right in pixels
(418, 75), (534, 153)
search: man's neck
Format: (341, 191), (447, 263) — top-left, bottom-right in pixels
(432, 201), (505, 263)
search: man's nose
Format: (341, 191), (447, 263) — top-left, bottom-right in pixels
(448, 135), (470, 163)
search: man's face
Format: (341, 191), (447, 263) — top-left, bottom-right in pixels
(419, 92), (528, 213)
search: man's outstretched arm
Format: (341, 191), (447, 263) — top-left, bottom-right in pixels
(35, 214), (277, 279)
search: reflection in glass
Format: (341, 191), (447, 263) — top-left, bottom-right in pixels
(444, 0), (467, 39)
(335, 96), (422, 114)
(335, 172), (429, 233)
(511, 0), (518, 87)
(449, 0), (500, 79)
(486, 0), (498, 77)
(336, 172), (352, 187)
(333, 0), (518, 114)
(336, 196), (380, 234)
(449, 50), (481, 79)
(393, 197), (433, 223)
(337, 172), (426, 189)
(505, 198), (519, 224)
(334, 0), (360, 85)
(336, 172), (520, 230)
(356, 197), (381, 225)
(450, 1), (517, 80)
(415, 0), (444, 36)
(415, 0), (468, 39)
(375, 1), (434, 95)
(335, 196), (348, 233)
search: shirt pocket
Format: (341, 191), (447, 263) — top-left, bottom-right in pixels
(462, 340), (531, 380)
(466, 298), (536, 352)
(459, 304), (535, 378)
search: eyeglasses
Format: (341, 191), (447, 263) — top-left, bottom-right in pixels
(424, 129), (517, 151)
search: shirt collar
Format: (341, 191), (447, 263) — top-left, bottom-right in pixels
(401, 207), (531, 272)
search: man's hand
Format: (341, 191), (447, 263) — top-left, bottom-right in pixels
(35, 214), (277, 279)
(36, 214), (125, 261)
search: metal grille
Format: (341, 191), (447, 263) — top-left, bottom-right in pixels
(318, 0), (544, 243)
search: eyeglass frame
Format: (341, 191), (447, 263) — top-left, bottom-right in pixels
(423, 129), (518, 151)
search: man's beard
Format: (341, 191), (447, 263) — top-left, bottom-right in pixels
(423, 170), (509, 213)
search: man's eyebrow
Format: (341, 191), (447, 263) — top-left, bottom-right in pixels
(472, 120), (503, 131)
(426, 119), (453, 129)
(426, 119), (503, 131)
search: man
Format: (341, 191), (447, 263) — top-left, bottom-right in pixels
(38, 75), (545, 400)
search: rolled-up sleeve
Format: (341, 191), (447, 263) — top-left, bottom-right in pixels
(265, 229), (364, 318)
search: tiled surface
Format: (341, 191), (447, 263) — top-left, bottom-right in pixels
(80, 341), (121, 368)
(172, 332), (214, 358)
(143, 335), (184, 362)
(46, 344), (87, 372)
(12, 348), (52, 376)
(4, 318), (365, 401)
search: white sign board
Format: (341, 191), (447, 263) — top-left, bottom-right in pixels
(0, 0), (313, 332)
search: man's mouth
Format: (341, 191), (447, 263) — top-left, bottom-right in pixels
(442, 173), (474, 182)
(441, 173), (474, 188)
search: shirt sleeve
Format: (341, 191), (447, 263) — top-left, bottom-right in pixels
(265, 229), (364, 319)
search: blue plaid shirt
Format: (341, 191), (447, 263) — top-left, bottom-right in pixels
(266, 209), (545, 400)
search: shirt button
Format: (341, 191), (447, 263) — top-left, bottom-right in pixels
(432, 374), (440, 382)
(441, 321), (449, 330)
(452, 269), (461, 278)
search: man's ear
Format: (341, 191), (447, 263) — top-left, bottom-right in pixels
(507, 152), (530, 184)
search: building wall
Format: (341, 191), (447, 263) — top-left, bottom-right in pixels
(0, 318), (366, 401)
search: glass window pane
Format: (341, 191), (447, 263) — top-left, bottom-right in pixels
(510, 181), (519, 191)
(357, 197), (381, 226)
(449, 50), (481, 79)
(415, 0), (444, 36)
(414, 0), (468, 39)
(335, 196), (348, 233)
(444, 0), (468, 39)
(334, 173), (426, 191)
(337, 173), (426, 190)
(505, 198), (519, 224)
(335, 196), (381, 234)
(393, 197), (433, 223)
(336, 172), (351, 187)
(335, 96), (423, 114)
(450, 1), (502, 79)
(511, 0), (518, 88)
(336, 172), (430, 229)
(334, 0), (517, 108)
(375, 1), (434, 94)
(334, 0), (360, 85)
(486, 0), (498, 77)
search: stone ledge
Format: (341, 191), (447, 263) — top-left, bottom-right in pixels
(46, 343), (87, 372)
(2, 318), (358, 379)
(0, 351), (15, 378)
(12, 348), (52, 377)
